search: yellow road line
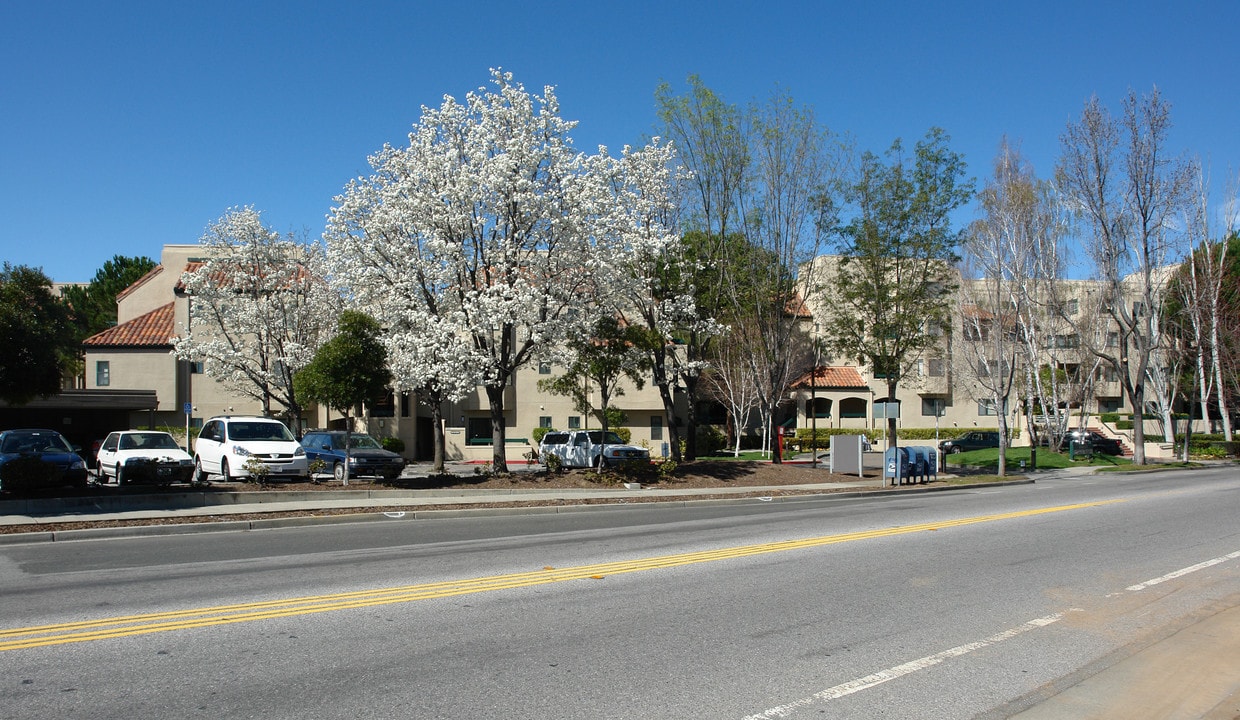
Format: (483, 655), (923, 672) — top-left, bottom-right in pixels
(0, 499), (1121, 651)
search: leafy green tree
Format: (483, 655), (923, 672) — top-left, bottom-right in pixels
(0, 264), (76, 404)
(294, 311), (391, 483)
(62, 255), (157, 338)
(538, 316), (651, 457)
(823, 128), (974, 449)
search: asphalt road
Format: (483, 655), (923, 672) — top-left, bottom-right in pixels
(1, 466), (1238, 719)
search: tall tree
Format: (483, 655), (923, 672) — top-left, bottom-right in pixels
(738, 88), (838, 462)
(0, 264), (76, 404)
(1055, 88), (1196, 463)
(655, 76), (749, 459)
(294, 310), (392, 484)
(173, 207), (339, 431)
(325, 70), (679, 470)
(960, 141), (1069, 473)
(62, 255), (157, 337)
(824, 128), (974, 449)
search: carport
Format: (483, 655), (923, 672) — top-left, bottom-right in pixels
(0, 389), (159, 457)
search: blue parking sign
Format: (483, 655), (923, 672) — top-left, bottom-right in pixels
(183, 402), (193, 415)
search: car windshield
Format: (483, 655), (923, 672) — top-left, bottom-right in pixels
(335, 434), (381, 449)
(586, 431), (626, 445)
(1, 432), (73, 454)
(123, 432), (181, 450)
(229, 422), (294, 441)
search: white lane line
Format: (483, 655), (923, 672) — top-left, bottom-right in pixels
(1125, 549), (1240, 592)
(742, 613), (1063, 720)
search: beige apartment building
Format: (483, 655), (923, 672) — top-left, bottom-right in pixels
(84, 245), (1154, 463)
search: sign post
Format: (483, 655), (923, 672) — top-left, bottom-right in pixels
(183, 402), (193, 453)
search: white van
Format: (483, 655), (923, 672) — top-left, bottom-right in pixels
(193, 416), (308, 482)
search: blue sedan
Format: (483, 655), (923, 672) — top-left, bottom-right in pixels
(0, 428), (89, 494)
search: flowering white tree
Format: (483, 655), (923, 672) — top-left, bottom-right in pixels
(325, 70), (681, 469)
(174, 207), (340, 431)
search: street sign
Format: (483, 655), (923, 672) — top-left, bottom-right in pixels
(183, 402), (193, 415)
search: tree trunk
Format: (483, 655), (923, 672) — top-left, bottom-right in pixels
(485, 384), (508, 472)
(683, 374), (700, 461)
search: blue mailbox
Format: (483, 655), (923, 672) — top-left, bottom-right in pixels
(905, 446), (938, 483)
(883, 447), (910, 485)
(905, 446), (928, 481)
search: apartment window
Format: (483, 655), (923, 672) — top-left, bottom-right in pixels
(538, 416), (553, 428)
(567, 416), (581, 429)
(189, 361), (205, 374)
(96, 361), (110, 387)
(977, 359), (992, 377)
(978, 399), (998, 416)
(922, 398), (947, 417)
(927, 358), (945, 377)
(1099, 399), (1122, 414)
(538, 361), (552, 375)
(1106, 332), (1119, 348)
(963, 324), (989, 342)
(650, 415), (663, 441)
(1065, 299), (1079, 315)
(400, 392), (411, 418)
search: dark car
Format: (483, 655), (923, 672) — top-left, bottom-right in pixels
(300, 430), (405, 481)
(0, 428), (89, 493)
(1067, 429), (1123, 456)
(938, 431), (1001, 454)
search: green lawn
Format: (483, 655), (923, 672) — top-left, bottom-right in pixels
(698, 450), (772, 462)
(944, 446), (1131, 470)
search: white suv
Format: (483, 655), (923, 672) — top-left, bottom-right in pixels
(193, 416), (308, 482)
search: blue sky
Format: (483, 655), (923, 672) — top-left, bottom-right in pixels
(4, 0), (1238, 282)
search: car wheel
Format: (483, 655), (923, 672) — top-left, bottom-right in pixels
(950, 446), (963, 455)
(193, 458), (207, 484)
(333, 462), (345, 483)
(115, 465), (125, 487)
(220, 458), (232, 482)
(94, 462), (105, 485)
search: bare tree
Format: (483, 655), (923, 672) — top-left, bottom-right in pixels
(1174, 169), (1236, 442)
(1055, 88), (1197, 463)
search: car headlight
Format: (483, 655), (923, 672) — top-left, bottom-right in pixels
(231, 445), (252, 457)
(70, 460), (86, 470)
(180, 459), (194, 467)
(294, 447), (305, 457)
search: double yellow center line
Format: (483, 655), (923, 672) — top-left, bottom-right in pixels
(1, 499), (1120, 652)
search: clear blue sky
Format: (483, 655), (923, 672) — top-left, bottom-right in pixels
(4, 0), (1238, 282)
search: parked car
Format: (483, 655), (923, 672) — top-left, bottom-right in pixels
(538, 430), (651, 468)
(299, 430), (405, 481)
(193, 416), (308, 482)
(1067, 429), (1123, 456)
(95, 430), (195, 486)
(0, 428), (89, 493)
(938, 431), (1001, 454)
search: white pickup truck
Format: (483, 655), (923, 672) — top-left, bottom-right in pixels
(538, 430), (651, 468)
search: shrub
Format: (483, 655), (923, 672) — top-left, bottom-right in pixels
(613, 427), (632, 444)
(696, 425), (727, 456)
(380, 436), (405, 453)
(541, 451), (563, 473)
(1099, 413), (1121, 424)
(242, 457), (271, 487)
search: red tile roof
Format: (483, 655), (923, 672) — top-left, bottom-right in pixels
(83, 302), (175, 348)
(790, 366), (870, 390)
